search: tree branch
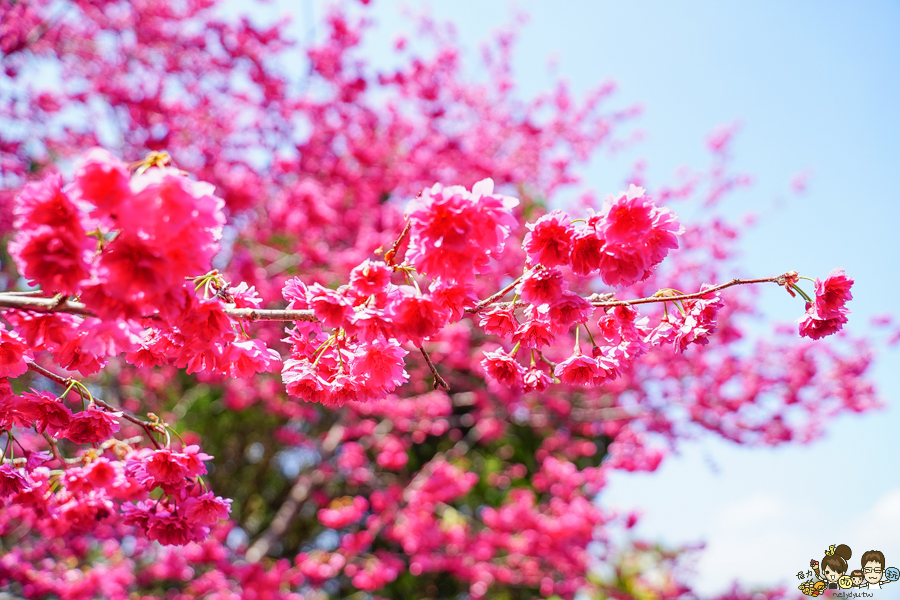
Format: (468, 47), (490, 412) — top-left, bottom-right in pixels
(245, 423), (345, 563)
(590, 276), (779, 308)
(0, 274), (784, 326)
(26, 363), (163, 449)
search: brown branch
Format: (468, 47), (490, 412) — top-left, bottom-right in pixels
(222, 307), (316, 322)
(419, 345), (450, 391)
(0, 294), (93, 316)
(246, 423), (345, 563)
(592, 276), (779, 308)
(0, 275), (784, 327)
(465, 272), (528, 315)
(383, 219), (412, 267)
(26, 363), (163, 449)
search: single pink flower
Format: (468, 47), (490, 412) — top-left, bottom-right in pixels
(478, 305), (519, 339)
(21, 390), (72, 436)
(0, 328), (31, 378)
(569, 227), (605, 276)
(70, 147), (132, 220)
(547, 292), (594, 331)
(146, 509), (207, 545)
(523, 367), (552, 392)
(0, 463), (32, 498)
(813, 268), (853, 319)
(798, 303), (848, 340)
(387, 286), (447, 345)
(512, 318), (556, 349)
(481, 349), (525, 388)
(351, 338), (408, 392)
(518, 268), (567, 305)
(63, 405), (121, 444)
(308, 283), (354, 329)
(349, 259), (392, 296)
(183, 492), (232, 526)
(523, 209), (573, 267)
(226, 339), (281, 378)
(554, 351), (600, 386)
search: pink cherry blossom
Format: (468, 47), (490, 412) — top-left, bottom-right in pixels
(63, 406), (121, 445)
(481, 349), (526, 388)
(0, 328), (31, 378)
(523, 209), (573, 267)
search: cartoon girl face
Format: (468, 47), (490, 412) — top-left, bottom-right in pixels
(823, 565), (841, 582)
(852, 575), (863, 586)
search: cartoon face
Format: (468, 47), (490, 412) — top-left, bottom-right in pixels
(852, 575), (863, 586)
(864, 560), (884, 584)
(823, 565), (841, 582)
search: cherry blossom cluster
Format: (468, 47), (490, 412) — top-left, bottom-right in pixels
(0, 1), (879, 598)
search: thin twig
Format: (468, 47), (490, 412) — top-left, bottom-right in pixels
(418, 345), (450, 391)
(0, 275), (784, 325)
(592, 277), (778, 308)
(26, 363), (163, 449)
(245, 423), (345, 563)
(42, 432), (67, 470)
(0, 294), (93, 316)
(465, 272), (528, 315)
(383, 219), (412, 267)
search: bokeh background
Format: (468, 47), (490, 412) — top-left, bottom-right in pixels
(234, 0), (900, 594)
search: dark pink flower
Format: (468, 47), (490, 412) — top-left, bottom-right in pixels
(512, 318), (556, 349)
(813, 268), (853, 319)
(308, 283), (354, 329)
(64, 405), (121, 444)
(592, 186), (683, 287)
(519, 268), (567, 305)
(523, 210), (573, 267)
(554, 351), (600, 386)
(524, 367), (552, 392)
(21, 390), (72, 436)
(798, 303), (848, 340)
(428, 279), (477, 322)
(14, 173), (85, 233)
(478, 305), (519, 339)
(547, 292), (594, 331)
(349, 307), (395, 342)
(8, 227), (93, 295)
(0, 328), (31, 378)
(405, 179), (518, 283)
(673, 291), (723, 352)
(349, 259), (392, 296)
(226, 339), (281, 378)
(481, 349), (525, 388)
(70, 147), (132, 220)
(387, 286), (447, 345)
(351, 338), (408, 392)
(282, 359), (332, 403)
(0, 463), (32, 498)
(569, 227), (605, 276)
(146, 509), (206, 545)
(183, 492), (232, 526)
(227, 282), (263, 308)
(144, 449), (190, 486)
(282, 277), (311, 309)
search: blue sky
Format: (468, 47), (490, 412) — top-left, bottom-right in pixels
(237, 0), (900, 594)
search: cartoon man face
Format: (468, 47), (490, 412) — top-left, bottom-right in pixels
(865, 561), (884, 584)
